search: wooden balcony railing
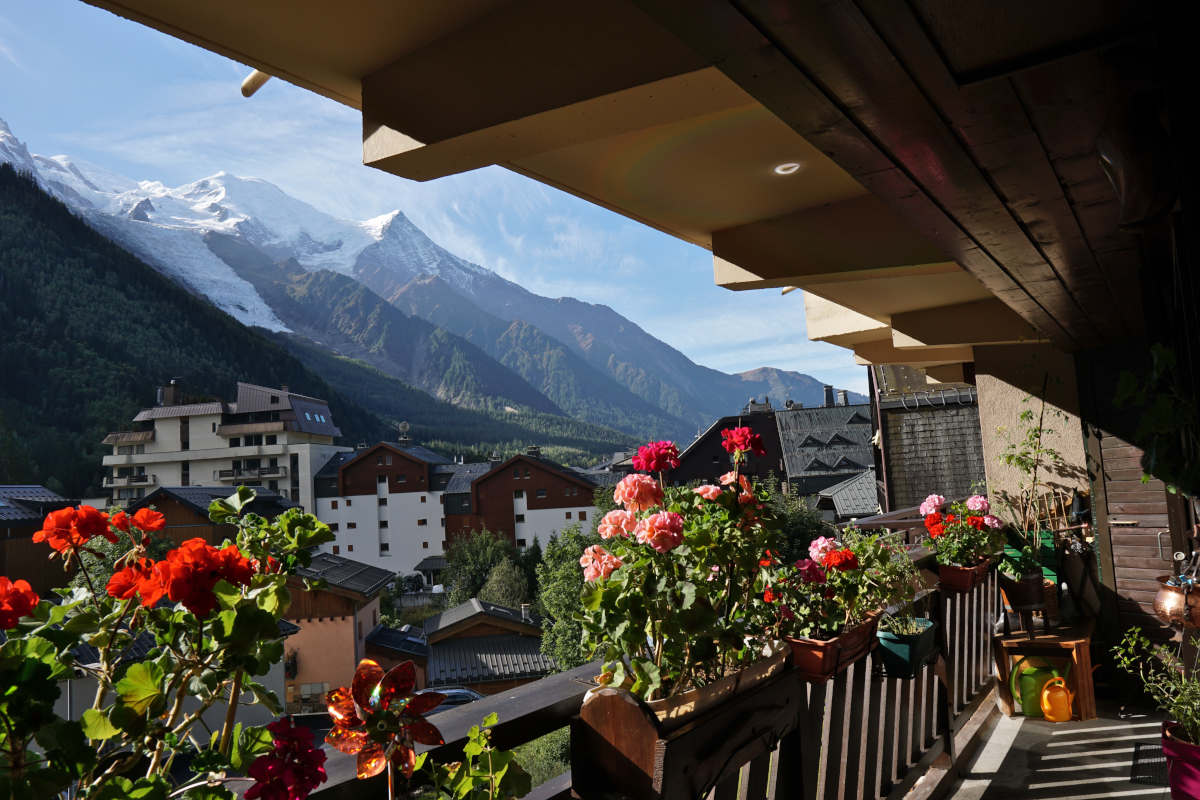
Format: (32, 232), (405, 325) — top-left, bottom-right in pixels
(313, 553), (999, 800)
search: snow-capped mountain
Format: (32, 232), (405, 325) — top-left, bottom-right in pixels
(1, 116), (863, 431)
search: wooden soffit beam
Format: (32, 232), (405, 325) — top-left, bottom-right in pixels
(889, 298), (1046, 348)
(853, 340), (974, 368)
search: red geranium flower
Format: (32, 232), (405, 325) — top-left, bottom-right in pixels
(157, 538), (255, 616)
(34, 505), (117, 553)
(131, 508), (166, 532)
(110, 510), (131, 533)
(631, 440), (680, 473)
(0, 576), (39, 629)
(720, 426), (766, 456)
(107, 557), (168, 608)
(245, 716), (327, 800)
(823, 548), (859, 571)
(967, 515), (985, 530)
(326, 659), (445, 779)
(763, 586), (777, 603)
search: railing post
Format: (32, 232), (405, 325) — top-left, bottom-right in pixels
(930, 586), (957, 767)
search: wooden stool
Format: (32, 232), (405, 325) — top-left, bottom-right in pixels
(992, 617), (1097, 721)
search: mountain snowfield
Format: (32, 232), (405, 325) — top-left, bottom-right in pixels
(0, 116), (862, 434)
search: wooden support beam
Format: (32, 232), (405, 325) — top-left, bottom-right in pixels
(889, 299), (1044, 348)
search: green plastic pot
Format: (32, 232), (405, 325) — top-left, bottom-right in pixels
(876, 619), (938, 679)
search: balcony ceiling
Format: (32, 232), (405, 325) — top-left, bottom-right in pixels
(87, 0), (1158, 367)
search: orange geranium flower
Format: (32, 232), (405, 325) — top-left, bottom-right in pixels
(326, 659), (445, 779)
(33, 505), (118, 554)
(131, 508), (166, 532)
(0, 576), (39, 628)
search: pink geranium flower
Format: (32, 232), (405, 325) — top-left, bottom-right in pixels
(598, 509), (636, 540)
(693, 484), (722, 501)
(580, 545), (623, 582)
(794, 558), (827, 584)
(983, 514), (1003, 529)
(634, 511), (685, 553)
(613, 473), (663, 513)
(808, 536), (839, 564)
(965, 495), (990, 513)
(919, 494), (946, 516)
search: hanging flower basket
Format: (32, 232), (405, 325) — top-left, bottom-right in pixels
(784, 612), (880, 682)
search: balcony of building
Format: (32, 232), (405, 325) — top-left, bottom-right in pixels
(215, 421), (287, 437)
(101, 473), (157, 489)
(214, 465), (289, 481)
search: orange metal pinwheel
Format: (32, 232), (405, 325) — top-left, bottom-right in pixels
(325, 659), (446, 780)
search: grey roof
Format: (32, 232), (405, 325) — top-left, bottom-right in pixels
(438, 462), (492, 494)
(775, 405), (873, 480)
(133, 401), (225, 421)
(72, 618), (299, 667)
(397, 445), (451, 464)
(131, 486), (298, 519)
(366, 624), (429, 658)
(0, 486), (71, 522)
(414, 555), (447, 572)
(572, 467), (619, 487)
(296, 553), (394, 598)
(315, 451), (355, 480)
(287, 395), (343, 437)
(422, 599), (541, 636)
(818, 469), (880, 518)
(426, 634), (556, 686)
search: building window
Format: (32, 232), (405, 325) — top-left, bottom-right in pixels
(536, 489), (547, 498)
(330, 523), (339, 532)
(345, 498), (352, 506)
(396, 475), (407, 484)
(524, 469), (531, 479)
(565, 511), (572, 520)
(268, 480), (278, 491)
(440, 519), (445, 526)
(265, 435), (277, 445)
(305, 412), (312, 421)
(377, 474), (387, 484)
(420, 495), (426, 503)
(179, 417), (189, 451)
(513, 467), (521, 478)
(347, 522), (356, 530)
(516, 539), (527, 548)
(331, 500), (339, 510)
(417, 519), (427, 527)
(439, 495), (444, 504)
(515, 514), (525, 523)
(385, 454), (393, 465)
(135, 445), (145, 454)
(379, 520), (388, 529)
(212, 422), (217, 432)
(347, 544), (354, 552)
(378, 497), (387, 506)
(270, 395), (279, 404)
(380, 543), (390, 553)
(513, 489), (523, 499)
(229, 437), (240, 448)
(578, 511), (587, 521)
(181, 462), (189, 487)
(423, 541), (429, 549)
(332, 545), (340, 555)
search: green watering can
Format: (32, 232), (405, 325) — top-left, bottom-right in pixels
(1009, 656), (1071, 718)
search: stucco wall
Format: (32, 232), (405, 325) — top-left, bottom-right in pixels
(974, 344), (1088, 522)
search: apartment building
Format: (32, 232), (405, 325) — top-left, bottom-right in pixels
(313, 442), (597, 576)
(101, 380), (350, 511)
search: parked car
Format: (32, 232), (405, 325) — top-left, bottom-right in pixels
(419, 686), (484, 713)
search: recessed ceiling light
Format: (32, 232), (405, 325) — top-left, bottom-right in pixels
(773, 162), (801, 176)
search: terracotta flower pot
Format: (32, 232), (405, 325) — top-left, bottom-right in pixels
(999, 572), (1045, 610)
(938, 561), (991, 594)
(1154, 577), (1200, 629)
(785, 613), (880, 682)
(1163, 721), (1200, 800)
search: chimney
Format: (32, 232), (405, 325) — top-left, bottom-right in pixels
(837, 389), (849, 406)
(526, 445), (541, 458)
(280, 385), (289, 393)
(489, 450), (503, 465)
(160, 379), (182, 407)
(520, 603), (532, 623)
(823, 385), (835, 407)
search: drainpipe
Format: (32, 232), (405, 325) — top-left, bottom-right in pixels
(869, 367), (892, 512)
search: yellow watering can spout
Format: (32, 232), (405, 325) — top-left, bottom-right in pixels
(1041, 677), (1074, 722)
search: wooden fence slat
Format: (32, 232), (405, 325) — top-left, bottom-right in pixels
(737, 749), (772, 800)
(710, 767), (740, 800)
(896, 677), (912, 774)
(862, 655), (885, 800)
(910, 664), (927, 763)
(823, 669), (850, 800)
(922, 662), (936, 748)
(844, 659), (868, 800)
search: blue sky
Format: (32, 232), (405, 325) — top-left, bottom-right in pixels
(0, 0), (867, 393)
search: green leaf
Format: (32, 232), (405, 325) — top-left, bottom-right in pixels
(116, 661), (165, 714)
(678, 581), (697, 609)
(213, 579), (243, 610)
(581, 582), (604, 611)
(81, 708), (120, 740)
(254, 582), (290, 615)
(182, 787), (235, 800)
(245, 679), (282, 714)
(481, 711), (499, 728)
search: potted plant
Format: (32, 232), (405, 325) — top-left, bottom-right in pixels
(1114, 629), (1200, 799)
(877, 615), (939, 680)
(920, 494), (1004, 593)
(998, 544), (1045, 610)
(759, 528), (913, 681)
(579, 431), (787, 725)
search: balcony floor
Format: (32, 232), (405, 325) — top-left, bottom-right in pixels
(954, 701), (1169, 800)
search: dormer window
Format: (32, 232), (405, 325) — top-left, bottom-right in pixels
(270, 395), (279, 404)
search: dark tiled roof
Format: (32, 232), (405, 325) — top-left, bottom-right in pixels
(0, 485), (70, 522)
(315, 451), (355, 479)
(414, 555), (447, 572)
(775, 405), (873, 480)
(440, 463), (491, 494)
(296, 553), (394, 598)
(133, 401), (225, 421)
(427, 634), (556, 686)
(572, 468), (619, 487)
(397, 445), (451, 464)
(131, 487), (299, 519)
(818, 469), (880, 518)
(422, 599), (540, 636)
(366, 624), (429, 658)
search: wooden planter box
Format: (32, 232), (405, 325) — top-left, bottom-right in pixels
(938, 561), (991, 594)
(572, 668), (801, 800)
